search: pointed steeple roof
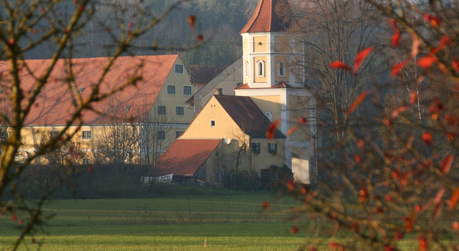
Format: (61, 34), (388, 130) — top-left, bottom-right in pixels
(240, 0), (296, 33)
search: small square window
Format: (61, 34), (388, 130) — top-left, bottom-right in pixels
(176, 106), (184, 116)
(175, 64), (184, 74)
(184, 86), (192, 96)
(251, 142), (261, 154)
(82, 131), (91, 140)
(176, 131), (183, 138)
(83, 159), (90, 165)
(0, 129), (7, 141)
(210, 120), (216, 127)
(157, 130), (166, 140)
(268, 143), (277, 154)
(50, 130), (59, 138)
(167, 85), (176, 95)
(158, 105), (167, 115)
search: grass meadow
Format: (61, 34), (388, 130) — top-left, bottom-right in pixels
(0, 193), (422, 250)
(0, 193), (310, 250)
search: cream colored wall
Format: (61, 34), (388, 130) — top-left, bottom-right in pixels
(251, 138), (285, 172)
(287, 94), (313, 142)
(253, 35), (269, 53)
(180, 96), (249, 146)
(253, 56), (267, 83)
(151, 58), (195, 125)
(15, 126), (89, 164)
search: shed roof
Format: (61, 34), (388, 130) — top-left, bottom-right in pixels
(154, 139), (221, 177)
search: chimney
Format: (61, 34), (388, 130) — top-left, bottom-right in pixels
(214, 88), (223, 95)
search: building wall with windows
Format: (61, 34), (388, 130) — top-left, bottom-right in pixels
(148, 57), (196, 154)
(3, 55), (196, 165)
(178, 95), (284, 173)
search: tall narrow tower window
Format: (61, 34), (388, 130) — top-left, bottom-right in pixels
(257, 61), (265, 77)
(279, 62), (285, 76)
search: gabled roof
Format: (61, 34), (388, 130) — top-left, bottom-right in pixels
(186, 58), (242, 110)
(154, 139), (221, 177)
(0, 55), (178, 126)
(215, 95), (285, 139)
(240, 0), (297, 33)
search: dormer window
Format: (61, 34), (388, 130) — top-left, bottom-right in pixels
(175, 64), (184, 74)
(257, 60), (265, 77)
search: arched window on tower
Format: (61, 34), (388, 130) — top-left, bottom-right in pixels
(257, 60), (265, 77)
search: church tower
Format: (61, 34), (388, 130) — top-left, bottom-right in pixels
(235, 0), (317, 184)
(240, 0), (303, 88)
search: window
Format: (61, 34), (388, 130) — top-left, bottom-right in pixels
(175, 64), (184, 74)
(210, 120), (216, 127)
(82, 159), (90, 165)
(176, 131), (183, 138)
(176, 106), (184, 115)
(167, 85), (176, 95)
(157, 130), (166, 140)
(158, 105), (167, 115)
(82, 130), (91, 140)
(0, 129), (7, 141)
(50, 130), (59, 138)
(251, 142), (261, 154)
(183, 86), (192, 96)
(268, 143), (278, 154)
(279, 62), (285, 76)
(257, 61), (265, 76)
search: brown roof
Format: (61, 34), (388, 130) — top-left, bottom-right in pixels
(0, 55), (178, 126)
(155, 139), (221, 176)
(240, 0), (297, 33)
(215, 95), (285, 138)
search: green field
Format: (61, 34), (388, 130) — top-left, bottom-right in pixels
(0, 193), (311, 251)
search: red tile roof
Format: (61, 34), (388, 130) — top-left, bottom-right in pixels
(215, 95), (285, 139)
(0, 55), (178, 126)
(155, 139), (221, 176)
(240, 0), (297, 33)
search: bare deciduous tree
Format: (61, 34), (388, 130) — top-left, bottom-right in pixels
(0, 0), (200, 249)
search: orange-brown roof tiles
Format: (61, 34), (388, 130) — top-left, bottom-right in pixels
(240, 0), (296, 33)
(155, 139), (221, 176)
(0, 55), (178, 126)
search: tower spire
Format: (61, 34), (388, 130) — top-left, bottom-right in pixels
(240, 0), (296, 34)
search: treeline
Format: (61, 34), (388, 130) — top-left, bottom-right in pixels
(25, 0), (258, 67)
